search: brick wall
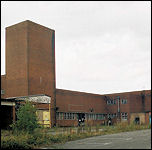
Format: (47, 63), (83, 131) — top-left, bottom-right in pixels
(56, 89), (107, 114)
(1, 75), (6, 99)
(56, 89), (151, 126)
(1, 20), (151, 127)
(6, 21), (29, 98)
(2, 20), (56, 127)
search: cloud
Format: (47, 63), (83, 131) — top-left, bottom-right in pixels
(1, 1), (151, 94)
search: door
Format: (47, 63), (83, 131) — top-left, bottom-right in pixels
(43, 111), (50, 127)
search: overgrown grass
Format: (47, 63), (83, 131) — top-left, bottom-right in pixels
(1, 123), (151, 149)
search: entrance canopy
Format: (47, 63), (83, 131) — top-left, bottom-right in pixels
(5, 94), (51, 104)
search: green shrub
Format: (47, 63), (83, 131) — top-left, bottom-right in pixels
(11, 100), (39, 134)
(2, 123), (151, 149)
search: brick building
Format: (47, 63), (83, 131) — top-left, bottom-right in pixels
(1, 20), (151, 128)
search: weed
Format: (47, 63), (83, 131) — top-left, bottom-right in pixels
(1, 123), (151, 149)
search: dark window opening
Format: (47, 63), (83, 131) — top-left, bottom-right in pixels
(1, 105), (13, 129)
(134, 117), (140, 124)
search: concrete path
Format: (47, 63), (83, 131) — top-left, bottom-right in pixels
(43, 129), (151, 149)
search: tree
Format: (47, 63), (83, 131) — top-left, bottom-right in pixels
(12, 100), (39, 133)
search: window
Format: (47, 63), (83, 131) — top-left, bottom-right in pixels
(96, 114), (105, 120)
(64, 113), (68, 120)
(108, 114), (111, 118)
(121, 99), (127, 104)
(107, 100), (116, 105)
(64, 113), (75, 120)
(96, 114), (98, 120)
(1, 89), (5, 95)
(69, 113), (75, 120)
(59, 112), (63, 120)
(56, 112), (59, 120)
(107, 113), (117, 119)
(64, 113), (67, 120)
(88, 114), (106, 120)
(56, 112), (63, 120)
(90, 114), (93, 120)
(98, 114), (101, 120)
(107, 100), (111, 105)
(111, 113), (117, 118)
(113, 100), (116, 104)
(121, 112), (128, 120)
(88, 114), (94, 120)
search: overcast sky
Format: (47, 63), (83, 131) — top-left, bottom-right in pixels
(1, 1), (151, 94)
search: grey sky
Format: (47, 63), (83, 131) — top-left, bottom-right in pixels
(1, 1), (151, 94)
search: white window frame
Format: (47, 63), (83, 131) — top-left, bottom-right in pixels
(64, 112), (75, 120)
(121, 99), (127, 104)
(57, 112), (63, 120)
(121, 112), (128, 120)
(107, 99), (116, 105)
(1, 89), (5, 95)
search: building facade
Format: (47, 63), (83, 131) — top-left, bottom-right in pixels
(1, 20), (151, 128)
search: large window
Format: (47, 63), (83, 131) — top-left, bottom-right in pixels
(64, 113), (75, 120)
(88, 114), (105, 120)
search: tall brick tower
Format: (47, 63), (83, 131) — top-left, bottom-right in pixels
(5, 20), (56, 126)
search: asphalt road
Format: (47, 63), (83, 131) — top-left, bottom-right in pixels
(44, 129), (151, 149)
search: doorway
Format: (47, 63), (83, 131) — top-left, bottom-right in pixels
(134, 117), (140, 124)
(77, 113), (85, 126)
(1, 105), (13, 129)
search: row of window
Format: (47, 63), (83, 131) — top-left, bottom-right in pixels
(88, 114), (106, 120)
(107, 113), (117, 118)
(107, 100), (116, 105)
(121, 99), (127, 104)
(56, 113), (107, 120)
(107, 99), (127, 105)
(56, 112), (75, 120)
(64, 113), (75, 120)
(56, 112), (127, 120)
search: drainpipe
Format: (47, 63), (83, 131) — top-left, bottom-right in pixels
(117, 96), (120, 122)
(141, 91), (145, 112)
(49, 103), (51, 128)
